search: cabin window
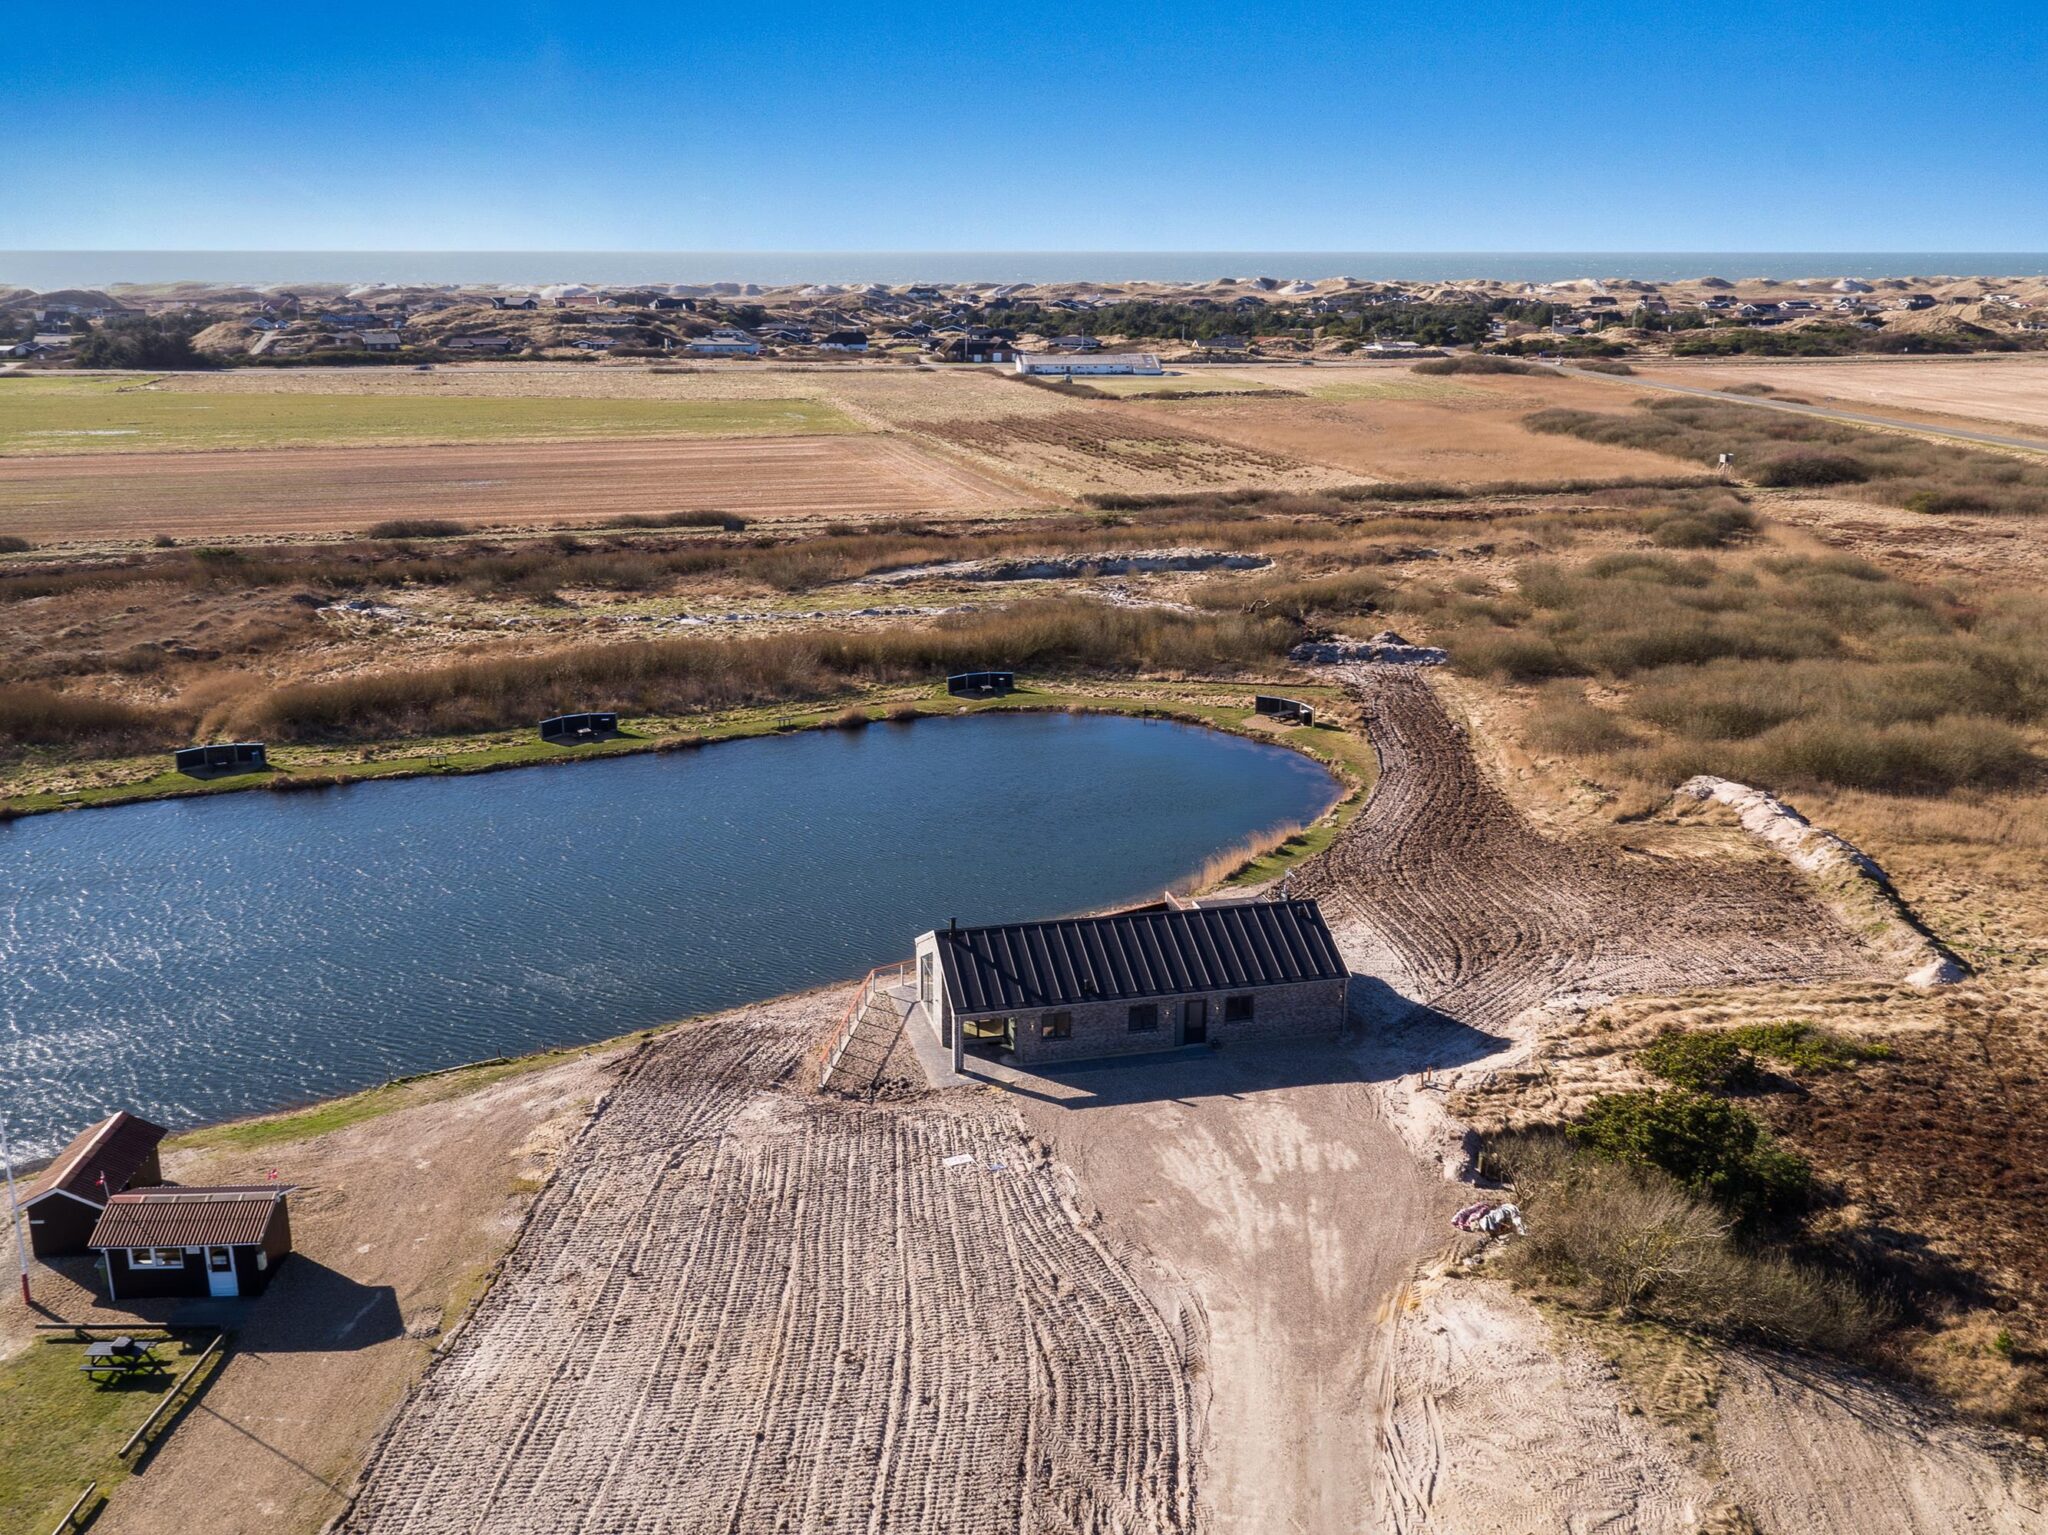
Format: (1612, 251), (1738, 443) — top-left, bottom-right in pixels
(1040, 1011), (1072, 1040)
(209, 1248), (233, 1272)
(129, 1248), (185, 1268)
(1127, 1003), (1159, 1033)
(1225, 994), (1255, 1023)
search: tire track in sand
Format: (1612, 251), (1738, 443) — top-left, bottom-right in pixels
(334, 988), (1195, 1534)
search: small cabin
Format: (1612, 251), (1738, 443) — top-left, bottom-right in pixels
(89, 1186), (294, 1301)
(1254, 694), (1315, 726)
(540, 711), (620, 743)
(20, 1111), (168, 1258)
(174, 742), (268, 776)
(946, 670), (1015, 697)
(915, 900), (1349, 1066)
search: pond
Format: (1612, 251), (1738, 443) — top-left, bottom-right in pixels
(1, 712), (1339, 1155)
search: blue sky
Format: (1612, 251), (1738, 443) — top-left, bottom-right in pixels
(6, 0), (2044, 251)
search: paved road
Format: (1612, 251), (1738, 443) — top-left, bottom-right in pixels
(1553, 363), (2048, 455)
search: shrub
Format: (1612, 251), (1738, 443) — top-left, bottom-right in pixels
(1570, 1089), (1811, 1226)
(231, 599), (1296, 742)
(0, 684), (168, 757)
(1524, 682), (1641, 754)
(1491, 1136), (1886, 1347)
(365, 518), (467, 539)
(0, 535), (32, 554)
(1754, 452), (1872, 488)
(1640, 502), (1756, 549)
(1639, 1031), (1762, 1092)
(1725, 1021), (1893, 1071)
(1411, 355), (1538, 376)
(607, 510), (750, 531)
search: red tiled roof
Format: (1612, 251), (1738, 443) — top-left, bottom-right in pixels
(87, 1187), (290, 1250)
(26, 1111), (168, 1206)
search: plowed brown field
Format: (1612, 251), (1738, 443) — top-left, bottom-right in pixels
(0, 434), (1033, 542)
(334, 990), (1198, 1535)
(1297, 665), (1880, 1035)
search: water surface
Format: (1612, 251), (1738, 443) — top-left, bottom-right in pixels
(1, 713), (1337, 1154)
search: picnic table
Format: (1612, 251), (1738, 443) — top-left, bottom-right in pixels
(80, 1337), (162, 1380)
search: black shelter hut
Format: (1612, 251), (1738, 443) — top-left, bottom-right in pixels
(947, 670), (1015, 697)
(1253, 694), (1315, 725)
(540, 711), (620, 743)
(174, 741), (268, 775)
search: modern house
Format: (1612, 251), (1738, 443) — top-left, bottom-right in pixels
(19, 1111), (167, 1258)
(685, 329), (761, 356)
(936, 336), (1016, 364)
(1014, 351), (1163, 377)
(443, 334), (518, 353)
(913, 899), (1349, 1068)
(817, 330), (870, 352)
(89, 1186), (294, 1301)
(491, 295), (540, 310)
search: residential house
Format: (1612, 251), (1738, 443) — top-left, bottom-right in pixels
(90, 1186), (295, 1301)
(816, 330), (869, 352)
(1014, 351), (1163, 376)
(912, 899), (1350, 1067)
(18, 1111), (167, 1258)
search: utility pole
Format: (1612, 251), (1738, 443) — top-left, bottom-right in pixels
(1, 1117), (29, 1307)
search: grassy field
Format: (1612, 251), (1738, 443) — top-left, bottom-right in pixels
(0, 1332), (214, 1533)
(0, 378), (859, 454)
(1302, 376), (1477, 401)
(1082, 373), (1284, 396)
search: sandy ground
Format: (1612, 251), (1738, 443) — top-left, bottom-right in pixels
(1636, 356), (2048, 436)
(0, 434), (1033, 541)
(1377, 1279), (1717, 1532)
(1009, 1043), (1452, 1534)
(1375, 1278), (2048, 1534)
(1135, 373), (1690, 486)
(334, 991), (1199, 1534)
(0, 1051), (618, 1535)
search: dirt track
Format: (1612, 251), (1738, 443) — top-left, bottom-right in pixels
(335, 991), (1197, 1534)
(1297, 665), (1878, 1038)
(0, 434), (1030, 541)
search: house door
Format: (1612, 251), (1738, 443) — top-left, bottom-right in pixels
(1182, 999), (1208, 1044)
(205, 1247), (239, 1298)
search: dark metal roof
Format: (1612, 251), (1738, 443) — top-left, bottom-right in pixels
(26, 1111), (167, 1207)
(89, 1187), (291, 1250)
(934, 899), (1347, 1015)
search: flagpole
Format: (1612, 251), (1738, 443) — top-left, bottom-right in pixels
(1, 1118), (29, 1307)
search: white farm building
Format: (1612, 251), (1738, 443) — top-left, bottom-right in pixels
(1014, 351), (1163, 377)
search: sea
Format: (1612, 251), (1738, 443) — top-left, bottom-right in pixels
(5, 251), (2048, 290)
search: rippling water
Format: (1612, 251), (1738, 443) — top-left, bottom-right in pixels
(1, 713), (1337, 1156)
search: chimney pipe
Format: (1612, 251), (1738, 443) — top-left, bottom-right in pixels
(948, 916), (957, 933)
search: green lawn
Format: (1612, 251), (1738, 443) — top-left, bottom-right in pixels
(0, 1332), (214, 1532)
(0, 382), (859, 454)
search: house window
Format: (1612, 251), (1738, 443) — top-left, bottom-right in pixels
(1128, 1003), (1159, 1033)
(1040, 1011), (1072, 1040)
(209, 1248), (233, 1272)
(1225, 994), (1255, 1023)
(129, 1248), (185, 1268)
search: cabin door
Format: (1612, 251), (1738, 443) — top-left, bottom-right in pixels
(205, 1247), (239, 1297)
(1182, 999), (1208, 1045)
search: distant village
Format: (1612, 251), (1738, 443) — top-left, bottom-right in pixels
(5, 270), (2047, 370)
